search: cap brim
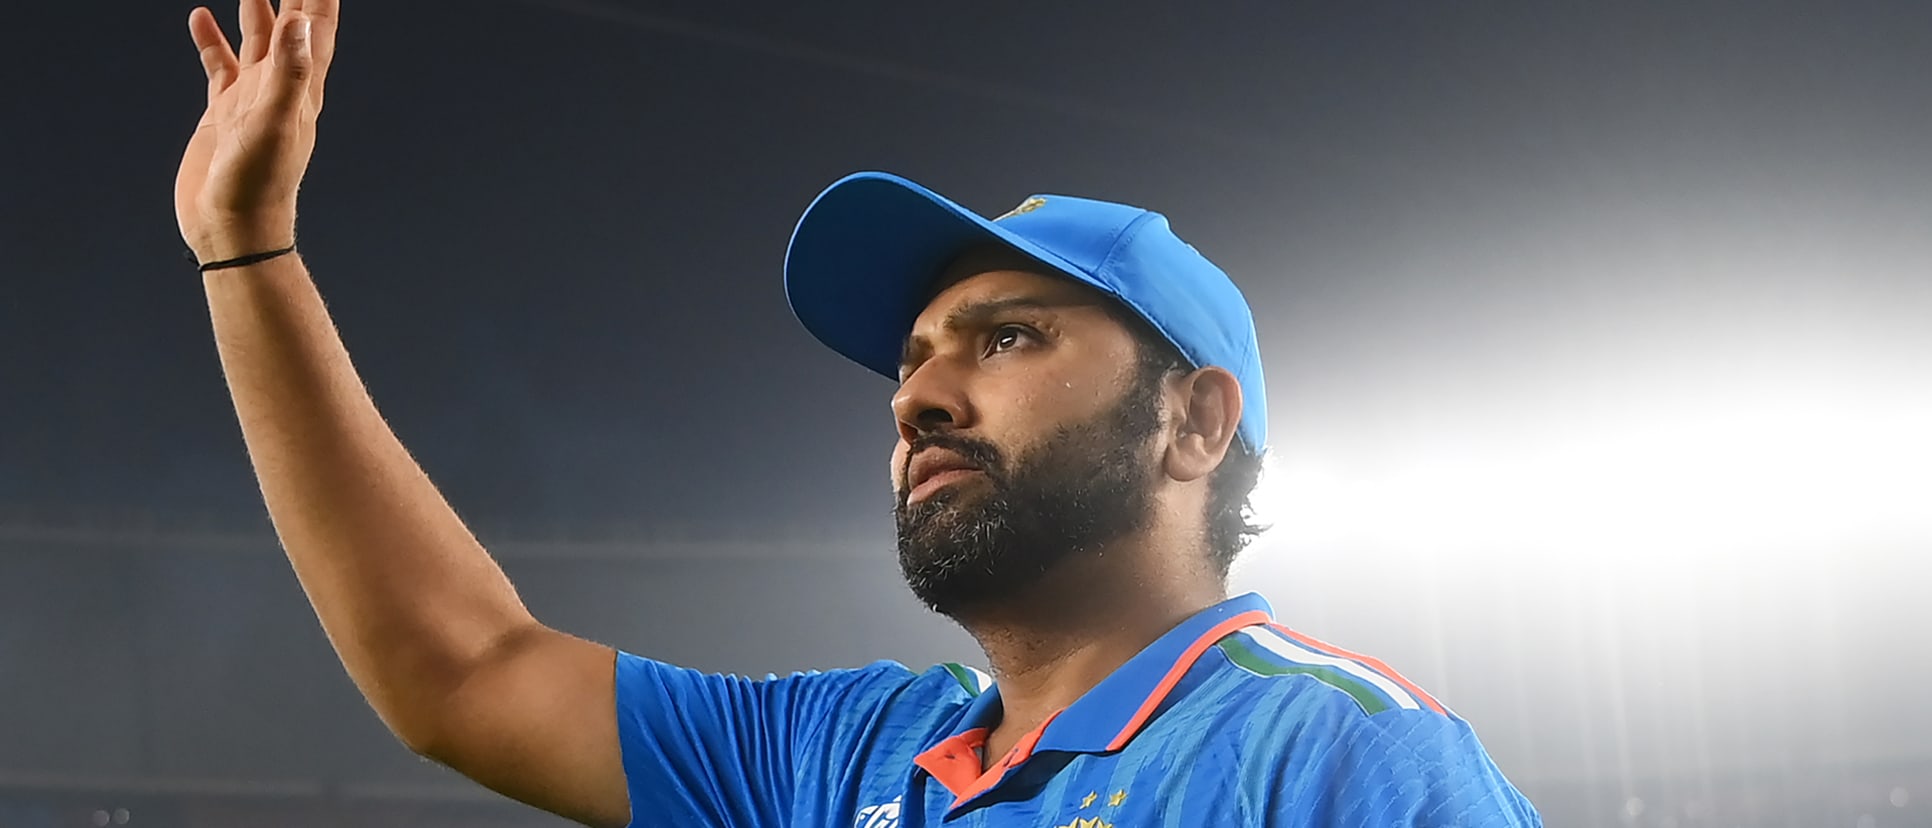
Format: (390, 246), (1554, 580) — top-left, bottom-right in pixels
(784, 172), (1097, 381)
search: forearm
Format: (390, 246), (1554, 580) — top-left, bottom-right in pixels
(203, 254), (537, 749)
(177, 13), (629, 821)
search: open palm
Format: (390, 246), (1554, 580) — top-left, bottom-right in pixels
(174, 0), (339, 262)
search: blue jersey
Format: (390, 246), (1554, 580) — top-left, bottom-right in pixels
(614, 593), (1540, 827)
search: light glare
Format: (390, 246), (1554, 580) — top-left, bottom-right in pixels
(1250, 388), (1932, 558)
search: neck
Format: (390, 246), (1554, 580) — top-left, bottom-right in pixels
(951, 529), (1225, 762)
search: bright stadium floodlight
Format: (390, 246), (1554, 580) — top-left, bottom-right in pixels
(1245, 385), (1932, 561)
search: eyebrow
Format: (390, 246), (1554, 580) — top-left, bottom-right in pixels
(898, 296), (1069, 376)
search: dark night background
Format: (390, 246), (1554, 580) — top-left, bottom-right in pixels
(4, 2), (1931, 827)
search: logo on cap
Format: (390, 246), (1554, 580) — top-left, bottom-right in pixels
(993, 197), (1048, 221)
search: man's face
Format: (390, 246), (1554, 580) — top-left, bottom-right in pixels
(890, 266), (1168, 617)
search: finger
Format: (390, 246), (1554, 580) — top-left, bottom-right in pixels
(238, 0), (275, 67)
(278, 0), (339, 107)
(295, 0), (339, 99)
(262, 11), (314, 115)
(188, 8), (240, 99)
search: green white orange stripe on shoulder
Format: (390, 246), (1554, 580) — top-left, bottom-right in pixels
(1217, 624), (1447, 717)
(941, 662), (993, 696)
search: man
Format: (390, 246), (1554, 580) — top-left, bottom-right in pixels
(173, 2), (1541, 825)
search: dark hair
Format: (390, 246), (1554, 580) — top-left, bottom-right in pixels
(1118, 313), (1269, 579)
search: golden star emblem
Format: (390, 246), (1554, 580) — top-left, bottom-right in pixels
(1109, 789), (1128, 807)
(1054, 818), (1112, 828)
(1080, 792), (1097, 808)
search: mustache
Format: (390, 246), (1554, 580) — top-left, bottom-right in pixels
(899, 432), (1006, 497)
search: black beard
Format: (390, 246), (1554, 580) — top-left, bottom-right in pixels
(893, 378), (1163, 618)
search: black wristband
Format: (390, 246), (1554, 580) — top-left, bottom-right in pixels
(198, 245), (298, 272)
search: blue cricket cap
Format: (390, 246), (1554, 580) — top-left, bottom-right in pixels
(784, 171), (1267, 453)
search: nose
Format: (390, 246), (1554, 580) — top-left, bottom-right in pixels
(892, 356), (975, 444)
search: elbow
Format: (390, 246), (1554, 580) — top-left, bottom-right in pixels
(380, 621), (553, 764)
(374, 698), (456, 761)
(351, 651), (481, 761)
(393, 718), (445, 760)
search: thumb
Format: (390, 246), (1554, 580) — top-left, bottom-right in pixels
(264, 12), (314, 111)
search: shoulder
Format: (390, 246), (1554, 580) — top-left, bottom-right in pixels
(1313, 709), (1541, 826)
(611, 654), (985, 731)
(794, 659), (991, 724)
(1213, 623), (1495, 765)
(613, 653), (931, 702)
(1214, 623), (1446, 718)
(1208, 626), (1541, 826)
(609, 654), (920, 728)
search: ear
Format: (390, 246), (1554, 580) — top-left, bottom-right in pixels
(1162, 366), (1242, 483)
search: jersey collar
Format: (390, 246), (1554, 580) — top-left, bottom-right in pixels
(911, 594), (1275, 810)
(1032, 591), (1273, 753)
(924, 592), (1274, 757)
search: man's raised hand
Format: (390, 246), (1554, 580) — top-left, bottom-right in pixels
(175, 0), (340, 264)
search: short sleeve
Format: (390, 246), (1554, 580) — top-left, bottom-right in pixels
(612, 653), (910, 828)
(1270, 707), (1542, 828)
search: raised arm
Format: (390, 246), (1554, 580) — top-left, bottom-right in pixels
(174, 3), (627, 824)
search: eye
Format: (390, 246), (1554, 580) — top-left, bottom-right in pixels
(985, 324), (1036, 356)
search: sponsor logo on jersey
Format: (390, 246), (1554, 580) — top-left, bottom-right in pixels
(854, 797), (902, 828)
